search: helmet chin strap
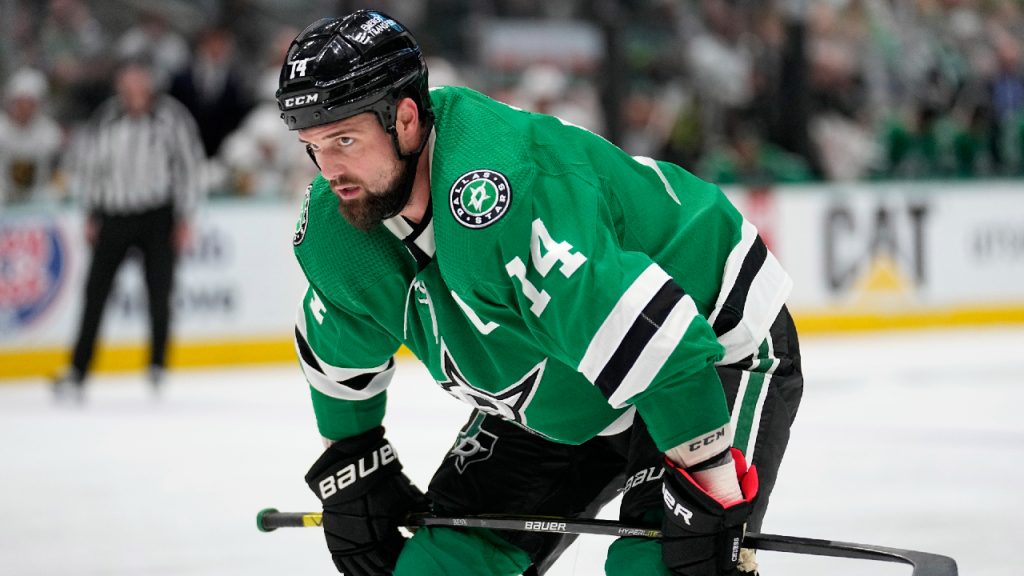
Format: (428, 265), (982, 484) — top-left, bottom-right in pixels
(380, 114), (433, 220)
(380, 135), (424, 220)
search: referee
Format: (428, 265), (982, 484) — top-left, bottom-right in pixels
(55, 59), (206, 401)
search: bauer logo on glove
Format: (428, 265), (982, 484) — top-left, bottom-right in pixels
(317, 441), (396, 499)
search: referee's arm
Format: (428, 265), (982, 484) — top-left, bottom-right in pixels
(165, 99), (206, 218)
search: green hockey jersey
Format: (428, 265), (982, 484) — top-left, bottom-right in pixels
(292, 86), (792, 453)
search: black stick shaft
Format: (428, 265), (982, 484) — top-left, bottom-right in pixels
(256, 509), (957, 576)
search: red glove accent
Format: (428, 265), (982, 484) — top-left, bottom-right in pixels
(661, 448), (759, 576)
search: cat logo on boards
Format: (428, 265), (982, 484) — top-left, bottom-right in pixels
(825, 197), (930, 305)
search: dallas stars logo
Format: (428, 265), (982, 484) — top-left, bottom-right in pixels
(449, 169), (511, 229)
(449, 412), (498, 473)
(436, 340), (543, 426)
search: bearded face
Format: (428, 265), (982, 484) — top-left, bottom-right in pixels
(297, 107), (423, 231)
(332, 150), (417, 231)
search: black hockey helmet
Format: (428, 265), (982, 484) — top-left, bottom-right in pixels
(276, 10), (433, 147)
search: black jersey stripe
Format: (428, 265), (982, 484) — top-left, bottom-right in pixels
(595, 279), (685, 399)
(339, 358), (395, 390)
(294, 326), (324, 374)
(403, 239), (433, 271)
(712, 236), (767, 337)
(295, 326), (394, 391)
(397, 200), (435, 270)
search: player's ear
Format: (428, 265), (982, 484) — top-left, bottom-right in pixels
(395, 97), (420, 148)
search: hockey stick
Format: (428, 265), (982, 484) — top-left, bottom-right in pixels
(256, 508), (958, 576)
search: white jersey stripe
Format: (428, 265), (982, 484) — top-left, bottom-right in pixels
(312, 355), (394, 387)
(301, 358), (395, 401)
(382, 215), (414, 238)
(707, 220), (758, 327)
(608, 293), (701, 408)
(598, 405), (637, 436)
(743, 372), (773, 460)
(295, 300), (394, 401)
(716, 250), (792, 365)
(633, 156), (681, 205)
(416, 219), (437, 258)
(729, 370), (751, 438)
(579, 264), (673, 383)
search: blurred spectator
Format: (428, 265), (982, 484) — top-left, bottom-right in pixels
(950, 99), (997, 178)
(0, 68), (64, 205)
(685, 0), (757, 147)
(510, 64), (605, 134)
(255, 25), (300, 92)
(170, 26), (252, 157)
(620, 83), (690, 159)
(698, 113), (813, 186)
(988, 26), (1024, 171)
(38, 0), (111, 125)
(218, 71), (315, 199)
(5, 1), (41, 69)
(5, 0), (1024, 185)
(809, 110), (880, 181)
(219, 107), (315, 200)
(426, 56), (464, 89)
(620, 88), (662, 157)
(53, 61), (206, 401)
(877, 104), (962, 179)
(214, 25), (314, 199)
(115, 9), (190, 91)
(804, 2), (879, 181)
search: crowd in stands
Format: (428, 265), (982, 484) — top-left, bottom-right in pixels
(3, 0), (1024, 207)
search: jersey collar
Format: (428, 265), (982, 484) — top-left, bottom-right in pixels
(383, 129), (436, 270)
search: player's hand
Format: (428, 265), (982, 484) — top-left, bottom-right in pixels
(173, 220), (192, 254)
(661, 448), (758, 575)
(305, 426), (428, 575)
(84, 215), (100, 246)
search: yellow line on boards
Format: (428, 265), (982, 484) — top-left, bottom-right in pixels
(793, 306), (1024, 333)
(0, 339), (291, 380)
(0, 339), (419, 380)
(2, 305), (1024, 380)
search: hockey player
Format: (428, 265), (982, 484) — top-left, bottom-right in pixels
(276, 10), (803, 576)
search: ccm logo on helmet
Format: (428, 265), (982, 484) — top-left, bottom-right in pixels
(282, 93), (319, 109)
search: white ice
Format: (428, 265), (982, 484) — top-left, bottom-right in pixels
(1, 327), (1021, 575)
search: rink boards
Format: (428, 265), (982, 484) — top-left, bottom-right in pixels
(2, 180), (1023, 378)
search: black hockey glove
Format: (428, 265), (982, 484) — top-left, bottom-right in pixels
(661, 448), (759, 576)
(305, 426), (428, 576)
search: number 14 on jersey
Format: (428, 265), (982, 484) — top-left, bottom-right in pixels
(505, 219), (588, 317)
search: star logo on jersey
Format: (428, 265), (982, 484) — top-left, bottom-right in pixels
(436, 340), (543, 426)
(467, 182), (491, 212)
(449, 169), (511, 229)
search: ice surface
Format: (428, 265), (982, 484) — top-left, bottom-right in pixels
(1, 327), (1021, 575)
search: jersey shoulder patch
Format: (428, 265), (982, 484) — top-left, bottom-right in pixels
(448, 168), (512, 229)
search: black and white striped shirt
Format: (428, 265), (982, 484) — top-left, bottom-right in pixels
(76, 94), (205, 215)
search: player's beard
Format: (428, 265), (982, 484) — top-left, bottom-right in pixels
(334, 152), (418, 231)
